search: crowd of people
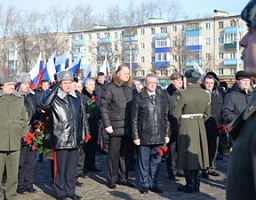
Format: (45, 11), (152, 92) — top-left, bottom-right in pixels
(1, 1), (256, 199)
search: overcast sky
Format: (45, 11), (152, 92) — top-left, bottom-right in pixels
(3, 0), (247, 19)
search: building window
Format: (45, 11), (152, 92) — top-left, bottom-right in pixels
(172, 26), (177, 32)
(186, 36), (199, 45)
(205, 38), (211, 45)
(172, 40), (177, 47)
(141, 29), (145, 35)
(218, 68), (223, 75)
(224, 33), (236, 43)
(205, 23), (210, 30)
(161, 27), (167, 33)
(104, 32), (110, 38)
(156, 53), (167, 61)
(187, 23), (199, 30)
(156, 40), (167, 47)
(141, 43), (145, 49)
(140, 70), (145, 76)
(151, 28), (155, 34)
(151, 42), (155, 48)
(114, 45), (118, 51)
(219, 53), (224, 60)
(181, 25), (186, 31)
(230, 68), (236, 74)
(205, 53), (211, 60)
(114, 32), (118, 38)
(219, 21), (224, 29)
(97, 33), (100, 39)
(161, 70), (168, 76)
(230, 52), (236, 59)
(172, 55), (178, 61)
(219, 37), (224, 44)
(141, 56), (145, 63)
(151, 56), (155, 62)
(88, 33), (92, 40)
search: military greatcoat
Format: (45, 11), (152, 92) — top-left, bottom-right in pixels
(173, 83), (211, 170)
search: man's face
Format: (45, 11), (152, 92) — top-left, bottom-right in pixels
(19, 82), (30, 93)
(97, 75), (105, 84)
(117, 67), (130, 82)
(240, 28), (256, 75)
(41, 82), (49, 91)
(204, 77), (215, 92)
(172, 78), (183, 90)
(145, 77), (157, 93)
(86, 81), (95, 93)
(1, 82), (16, 94)
(60, 80), (72, 93)
(76, 82), (83, 93)
(133, 80), (141, 92)
(237, 78), (251, 91)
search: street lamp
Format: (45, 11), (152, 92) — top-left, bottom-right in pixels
(233, 19), (240, 72)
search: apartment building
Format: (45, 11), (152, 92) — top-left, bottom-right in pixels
(70, 10), (246, 86)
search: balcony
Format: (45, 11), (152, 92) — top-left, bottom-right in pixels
(123, 50), (138, 55)
(186, 30), (202, 36)
(224, 26), (242, 34)
(224, 58), (242, 66)
(186, 60), (202, 66)
(155, 61), (170, 68)
(155, 47), (171, 53)
(73, 40), (85, 46)
(124, 36), (138, 42)
(98, 51), (113, 57)
(73, 52), (86, 58)
(98, 38), (112, 44)
(186, 45), (202, 51)
(155, 33), (168, 40)
(224, 42), (241, 50)
(124, 62), (139, 68)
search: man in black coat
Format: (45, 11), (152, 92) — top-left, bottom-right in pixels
(39, 71), (90, 200)
(201, 72), (223, 178)
(132, 73), (170, 194)
(16, 72), (41, 194)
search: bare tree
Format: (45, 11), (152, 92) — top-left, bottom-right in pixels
(106, 5), (123, 27)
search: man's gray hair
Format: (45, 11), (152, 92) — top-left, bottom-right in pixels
(145, 73), (159, 83)
(85, 78), (95, 85)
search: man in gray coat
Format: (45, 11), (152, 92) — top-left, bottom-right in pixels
(173, 69), (211, 193)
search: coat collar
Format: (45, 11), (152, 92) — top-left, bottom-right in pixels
(0, 90), (22, 97)
(57, 88), (77, 99)
(140, 86), (163, 98)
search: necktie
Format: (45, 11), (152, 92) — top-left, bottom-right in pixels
(150, 94), (155, 100)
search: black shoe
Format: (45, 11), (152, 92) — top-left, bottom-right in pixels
(67, 194), (83, 200)
(149, 186), (163, 193)
(201, 171), (209, 179)
(118, 179), (135, 187)
(78, 172), (88, 179)
(177, 185), (194, 193)
(139, 187), (149, 194)
(108, 181), (116, 189)
(176, 172), (185, 177)
(75, 181), (84, 187)
(27, 188), (38, 193)
(87, 166), (101, 172)
(208, 171), (220, 176)
(17, 188), (27, 194)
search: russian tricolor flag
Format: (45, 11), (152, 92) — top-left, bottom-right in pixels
(42, 51), (56, 82)
(66, 55), (82, 75)
(29, 52), (43, 89)
(55, 51), (69, 72)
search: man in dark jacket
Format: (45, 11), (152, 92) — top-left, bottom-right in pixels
(222, 70), (255, 124)
(100, 64), (137, 189)
(0, 69), (28, 200)
(201, 72), (223, 178)
(166, 72), (184, 180)
(39, 71), (90, 200)
(132, 73), (170, 194)
(173, 69), (211, 193)
(16, 72), (41, 194)
(226, 1), (256, 199)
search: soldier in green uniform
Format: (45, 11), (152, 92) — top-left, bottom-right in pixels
(173, 69), (211, 193)
(226, 1), (256, 199)
(0, 69), (28, 200)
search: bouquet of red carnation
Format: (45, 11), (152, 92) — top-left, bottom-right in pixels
(158, 144), (168, 157)
(23, 120), (50, 155)
(86, 95), (98, 115)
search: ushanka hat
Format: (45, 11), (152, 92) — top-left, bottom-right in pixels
(184, 69), (201, 83)
(16, 72), (31, 83)
(241, 0), (256, 29)
(56, 71), (74, 82)
(0, 68), (16, 85)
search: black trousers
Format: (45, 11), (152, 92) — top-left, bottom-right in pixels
(207, 136), (219, 172)
(17, 146), (36, 190)
(77, 144), (86, 175)
(53, 149), (78, 199)
(166, 141), (177, 176)
(107, 135), (132, 182)
(84, 131), (99, 168)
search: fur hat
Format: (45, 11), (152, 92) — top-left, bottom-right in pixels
(0, 69), (16, 85)
(16, 72), (31, 83)
(56, 71), (74, 82)
(241, 0), (256, 30)
(235, 70), (251, 80)
(184, 69), (201, 83)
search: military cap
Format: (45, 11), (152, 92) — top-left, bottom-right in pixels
(184, 69), (201, 83)
(0, 69), (16, 85)
(16, 72), (31, 83)
(241, 0), (256, 30)
(235, 70), (251, 80)
(206, 72), (220, 81)
(56, 71), (74, 82)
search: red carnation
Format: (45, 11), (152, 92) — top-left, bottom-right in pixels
(162, 145), (168, 153)
(85, 134), (91, 143)
(24, 137), (33, 145)
(33, 122), (40, 129)
(41, 124), (46, 130)
(158, 149), (164, 156)
(91, 96), (98, 102)
(35, 131), (41, 136)
(31, 146), (37, 151)
(27, 132), (34, 139)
